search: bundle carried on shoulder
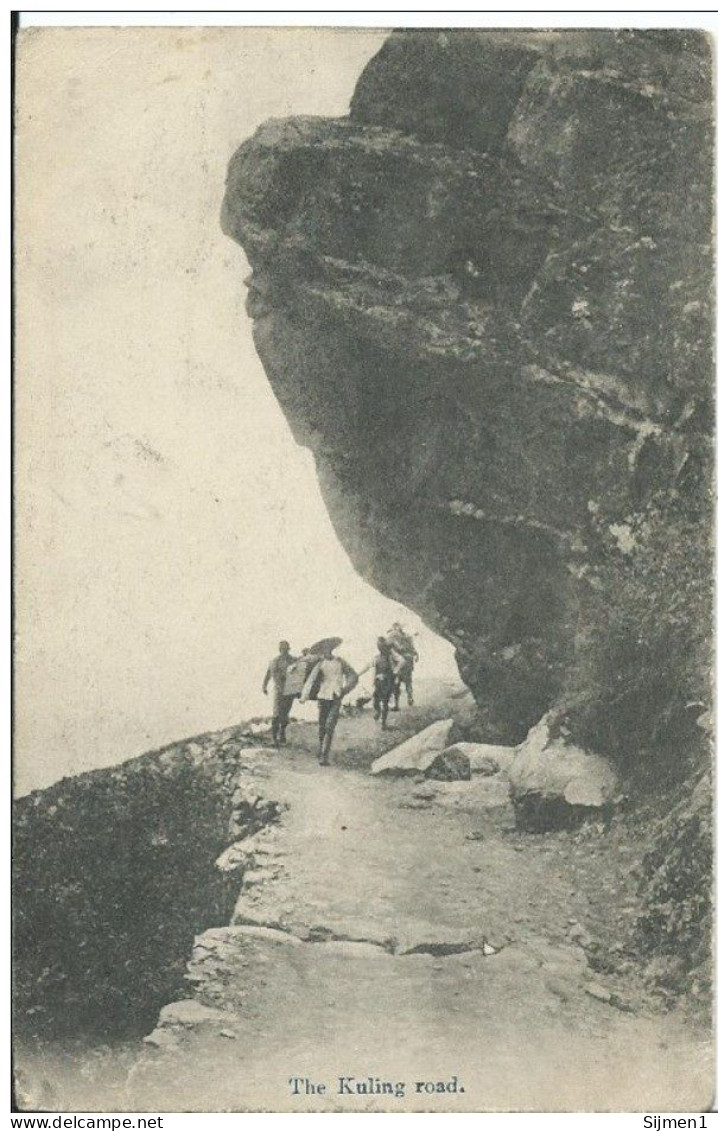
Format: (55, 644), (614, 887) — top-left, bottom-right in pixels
(284, 653), (320, 697)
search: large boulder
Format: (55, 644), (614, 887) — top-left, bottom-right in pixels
(508, 714), (619, 830)
(222, 30), (712, 745)
(370, 719), (454, 776)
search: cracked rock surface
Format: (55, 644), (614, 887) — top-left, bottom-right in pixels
(222, 29), (712, 740)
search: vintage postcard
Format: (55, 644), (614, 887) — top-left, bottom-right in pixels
(13, 24), (714, 1113)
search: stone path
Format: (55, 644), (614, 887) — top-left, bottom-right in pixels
(129, 696), (712, 1111)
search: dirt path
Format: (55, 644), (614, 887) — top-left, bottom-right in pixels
(123, 690), (711, 1112)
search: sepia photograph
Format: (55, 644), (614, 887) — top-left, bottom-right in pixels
(12, 18), (714, 1113)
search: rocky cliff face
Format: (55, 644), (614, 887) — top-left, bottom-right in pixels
(14, 729), (280, 1039)
(222, 30), (712, 751)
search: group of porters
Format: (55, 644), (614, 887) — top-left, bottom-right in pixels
(262, 624), (419, 764)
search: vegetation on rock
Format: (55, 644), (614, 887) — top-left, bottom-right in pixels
(14, 734), (276, 1038)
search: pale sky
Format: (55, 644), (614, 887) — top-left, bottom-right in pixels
(15, 27), (458, 794)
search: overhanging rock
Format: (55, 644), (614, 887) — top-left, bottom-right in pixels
(222, 30), (711, 741)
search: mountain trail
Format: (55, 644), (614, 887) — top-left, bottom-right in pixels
(126, 689), (710, 1111)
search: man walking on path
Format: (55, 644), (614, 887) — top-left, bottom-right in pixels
(262, 640), (296, 746)
(387, 622), (419, 708)
(300, 638), (358, 764)
(358, 637), (405, 730)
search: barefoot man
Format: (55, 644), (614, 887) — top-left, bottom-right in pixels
(300, 637), (358, 765)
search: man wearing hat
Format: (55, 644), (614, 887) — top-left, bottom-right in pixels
(300, 638), (358, 765)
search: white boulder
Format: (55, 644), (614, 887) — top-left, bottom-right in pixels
(509, 714), (619, 828)
(370, 719), (454, 776)
(442, 741), (516, 775)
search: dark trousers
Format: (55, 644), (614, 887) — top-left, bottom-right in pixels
(373, 675), (393, 728)
(317, 698), (341, 761)
(272, 695), (295, 744)
(393, 661), (414, 708)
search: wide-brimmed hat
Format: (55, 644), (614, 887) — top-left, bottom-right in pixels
(306, 636), (342, 654)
